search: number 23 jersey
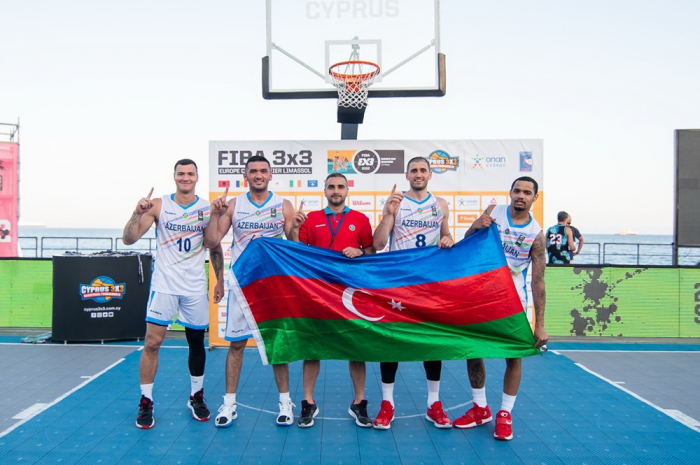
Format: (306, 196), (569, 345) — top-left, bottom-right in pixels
(151, 194), (211, 296)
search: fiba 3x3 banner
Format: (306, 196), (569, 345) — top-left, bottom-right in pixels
(207, 139), (544, 347)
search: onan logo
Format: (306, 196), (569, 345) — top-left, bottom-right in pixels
(471, 154), (506, 169)
(80, 276), (126, 303)
(428, 150), (458, 173)
(485, 156), (507, 168)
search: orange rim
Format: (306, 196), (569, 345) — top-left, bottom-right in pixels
(329, 61), (380, 84)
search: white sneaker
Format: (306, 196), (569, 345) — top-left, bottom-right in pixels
(276, 399), (295, 426)
(215, 402), (237, 428)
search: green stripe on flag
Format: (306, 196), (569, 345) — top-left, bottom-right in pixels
(257, 314), (539, 364)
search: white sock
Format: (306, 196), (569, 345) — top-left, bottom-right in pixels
(382, 382), (395, 406)
(224, 393), (236, 405)
(500, 393), (517, 413)
(427, 380), (440, 407)
(472, 387), (487, 408)
(279, 392), (291, 403)
(190, 376), (204, 396)
(140, 383), (154, 401)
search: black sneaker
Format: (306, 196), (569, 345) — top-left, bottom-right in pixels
(349, 399), (372, 428)
(136, 395), (155, 429)
(188, 389), (211, 421)
(297, 400), (319, 428)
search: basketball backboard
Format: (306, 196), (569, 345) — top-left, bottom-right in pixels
(263, 0), (445, 99)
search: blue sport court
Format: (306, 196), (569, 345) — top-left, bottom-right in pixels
(1, 336), (699, 465)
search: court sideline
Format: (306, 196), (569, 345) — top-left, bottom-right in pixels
(1, 335), (699, 464)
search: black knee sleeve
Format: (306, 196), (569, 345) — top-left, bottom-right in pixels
(380, 362), (399, 384)
(423, 360), (442, 381)
(185, 327), (206, 377)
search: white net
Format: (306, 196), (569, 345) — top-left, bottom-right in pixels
(329, 61), (380, 109)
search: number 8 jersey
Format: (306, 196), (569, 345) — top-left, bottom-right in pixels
(390, 193), (443, 250)
(151, 194), (211, 296)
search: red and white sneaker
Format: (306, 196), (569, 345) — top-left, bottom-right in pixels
(426, 401), (452, 428)
(493, 410), (513, 441)
(373, 401), (395, 430)
(454, 403), (492, 429)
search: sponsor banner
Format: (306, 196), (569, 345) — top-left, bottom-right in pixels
(0, 142), (19, 257)
(79, 276), (126, 302)
(52, 255), (152, 341)
(348, 195), (375, 211)
(208, 140), (544, 347)
(456, 195), (480, 211)
(481, 195), (508, 208)
(457, 213), (480, 226)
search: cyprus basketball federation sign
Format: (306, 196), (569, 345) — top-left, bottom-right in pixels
(207, 139), (544, 347)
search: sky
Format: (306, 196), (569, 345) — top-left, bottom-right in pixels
(1, 0), (699, 234)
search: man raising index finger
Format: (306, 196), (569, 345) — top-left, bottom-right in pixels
(371, 156), (454, 431)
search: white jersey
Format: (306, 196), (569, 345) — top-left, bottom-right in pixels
(151, 194), (210, 296)
(490, 204), (542, 308)
(390, 193), (443, 251)
(230, 192), (286, 264)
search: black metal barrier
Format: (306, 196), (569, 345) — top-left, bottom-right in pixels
(52, 252), (152, 342)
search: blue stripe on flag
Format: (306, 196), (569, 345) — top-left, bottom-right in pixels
(233, 224), (507, 290)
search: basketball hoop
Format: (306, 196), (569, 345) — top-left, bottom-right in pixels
(329, 61), (380, 109)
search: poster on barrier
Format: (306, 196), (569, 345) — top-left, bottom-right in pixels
(0, 142), (19, 257)
(208, 140), (544, 347)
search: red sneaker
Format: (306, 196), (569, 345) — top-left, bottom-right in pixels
(454, 403), (492, 429)
(493, 410), (513, 441)
(426, 401), (452, 428)
(373, 400), (395, 430)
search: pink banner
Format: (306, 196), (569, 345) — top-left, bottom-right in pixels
(0, 142), (19, 257)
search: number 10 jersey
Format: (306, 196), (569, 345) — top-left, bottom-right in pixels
(151, 194), (211, 296)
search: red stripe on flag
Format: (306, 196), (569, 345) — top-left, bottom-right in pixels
(243, 266), (522, 326)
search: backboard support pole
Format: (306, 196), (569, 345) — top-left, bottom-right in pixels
(338, 105), (366, 140)
(340, 123), (358, 140)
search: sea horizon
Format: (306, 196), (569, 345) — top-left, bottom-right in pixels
(14, 226), (700, 266)
(16, 224), (674, 239)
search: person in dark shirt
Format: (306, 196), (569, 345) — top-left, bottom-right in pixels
(566, 217), (584, 260)
(546, 211), (576, 264)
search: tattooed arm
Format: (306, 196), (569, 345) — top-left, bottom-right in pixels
(209, 244), (225, 303)
(530, 230), (548, 348)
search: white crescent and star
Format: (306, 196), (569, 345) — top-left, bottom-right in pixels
(342, 288), (384, 321)
(341, 288), (407, 322)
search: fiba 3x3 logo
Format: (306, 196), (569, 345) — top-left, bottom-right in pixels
(353, 150), (381, 174)
(329, 149), (404, 175)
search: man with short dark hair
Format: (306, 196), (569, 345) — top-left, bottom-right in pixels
(290, 172), (376, 428)
(204, 155), (297, 428)
(455, 176), (548, 441)
(371, 156), (455, 430)
(566, 217), (584, 260)
(123, 158), (225, 429)
(546, 211), (576, 264)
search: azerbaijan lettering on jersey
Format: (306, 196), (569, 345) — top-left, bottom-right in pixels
(237, 221), (280, 230)
(502, 242), (521, 258)
(401, 219), (440, 229)
(164, 222), (205, 233)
